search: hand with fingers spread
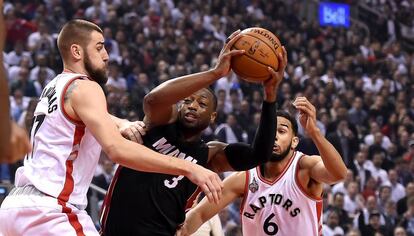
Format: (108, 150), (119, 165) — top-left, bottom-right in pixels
(119, 120), (146, 144)
(292, 97), (319, 136)
(185, 164), (223, 204)
(211, 30), (245, 78)
(262, 46), (287, 102)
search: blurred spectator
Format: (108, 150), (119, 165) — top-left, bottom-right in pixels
(358, 210), (387, 236)
(214, 113), (246, 144)
(400, 196), (414, 236)
(398, 183), (414, 216)
(10, 67), (37, 97)
(323, 209), (345, 236)
(29, 54), (55, 83)
(5, 41), (32, 67)
(27, 21), (54, 54)
(388, 169), (407, 203)
(350, 151), (373, 191)
(325, 192), (353, 232)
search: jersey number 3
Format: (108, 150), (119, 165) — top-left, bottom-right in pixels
(164, 175), (184, 188)
(263, 213), (279, 235)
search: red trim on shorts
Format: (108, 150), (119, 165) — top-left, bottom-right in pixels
(57, 125), (86, 236)
(60, 77), (86, 126)
(58, 199), (86, 236)
(99, 165), (123, 234)
(294, 155), (323, 201)
(256, 151), (296, 185)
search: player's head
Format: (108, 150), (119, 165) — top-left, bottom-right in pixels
(57, 19), (109, 84)
(270, 110), (299, 162)
(178, 87), (217, 134)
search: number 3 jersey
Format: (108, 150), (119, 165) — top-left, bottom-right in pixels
(100, 122), (209, 236)
(241, 151), (323, 236)
(14, 72), (101, 209)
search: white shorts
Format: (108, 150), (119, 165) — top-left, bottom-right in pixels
(0, 186), (99, 236)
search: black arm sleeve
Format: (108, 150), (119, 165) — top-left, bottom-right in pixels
(224, 101), (277, 171)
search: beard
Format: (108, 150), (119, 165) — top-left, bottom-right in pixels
(269, 141), (292, 162)
(84, 52), (108, 85)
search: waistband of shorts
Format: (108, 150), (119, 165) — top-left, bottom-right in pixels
(8, 185), (85, 210)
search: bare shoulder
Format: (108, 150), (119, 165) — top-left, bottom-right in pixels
(298, 155), (322, 170)
(67, 80), (104, 102)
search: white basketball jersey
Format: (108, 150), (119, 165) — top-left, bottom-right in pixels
(240, 151), (323, 236)
(15, 72), (101, 208)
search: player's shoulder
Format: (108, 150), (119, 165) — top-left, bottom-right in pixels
(70, 79), (103, 94)
(298, 154), (322, 169)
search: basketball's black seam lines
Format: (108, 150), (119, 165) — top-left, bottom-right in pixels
(244, 33), (279, 55)
(233, 45), (277, 74)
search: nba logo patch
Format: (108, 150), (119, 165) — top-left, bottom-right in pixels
(249, 177), (259, 193)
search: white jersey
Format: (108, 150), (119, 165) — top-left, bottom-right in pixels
(240, 151), (323, 236)
(15, 72), (101, 209)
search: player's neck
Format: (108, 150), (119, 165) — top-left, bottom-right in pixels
(262, 150), (295, 180)
(180, 130), (202, 143)
(63, 63), (88, 76)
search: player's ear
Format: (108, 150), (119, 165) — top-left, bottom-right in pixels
(70, 44), (83, 60)
(291, 136), (299, 149)
(210, 112), (217, 124)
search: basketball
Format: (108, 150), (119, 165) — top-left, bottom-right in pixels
(231, 27), (282, 82)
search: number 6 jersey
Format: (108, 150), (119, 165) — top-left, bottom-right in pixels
(240, 151), (323, 236)
(14, 72), (101, 209)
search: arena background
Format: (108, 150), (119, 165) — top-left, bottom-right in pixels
(2, 0), (414, 235)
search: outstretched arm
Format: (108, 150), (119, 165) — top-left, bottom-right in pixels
(143, 30), (244, 128)
(177, 172), (245, 236)
(69, 79), (223, 203)
(208, 47), (287, 172)
(293, 97), (347, 184)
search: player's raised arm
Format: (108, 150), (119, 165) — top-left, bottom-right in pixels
(293, 97), (347, 184)
(207, 47), (287, 173)
(143, 30), (244, 128)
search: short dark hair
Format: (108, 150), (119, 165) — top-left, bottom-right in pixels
(204, 87), (217, 110)
(276, 110), (298, 135)
(57, 19), (103, 60)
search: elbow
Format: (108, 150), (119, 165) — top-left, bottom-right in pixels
(104, 143), (123, 164)
(143, 92), (159, 107)
(331, 169), (348, 184)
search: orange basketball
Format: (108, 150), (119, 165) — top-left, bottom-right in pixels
(231, 27), (282, 82)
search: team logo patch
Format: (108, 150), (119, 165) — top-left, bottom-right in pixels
(249, 177), (259, 193)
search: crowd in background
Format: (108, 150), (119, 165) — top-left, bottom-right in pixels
(2, 0), (414, 235)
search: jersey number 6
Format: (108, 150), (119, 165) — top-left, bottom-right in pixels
(263, 213), (279, 235)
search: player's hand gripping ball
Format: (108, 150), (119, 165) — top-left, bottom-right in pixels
(231, 27), (282, 82)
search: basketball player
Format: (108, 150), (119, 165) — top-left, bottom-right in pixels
(177, 97), (348, 236)
(0, 19), (224, 236)
(0, 0), (31, 163)
(100, 36), (288, 235)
